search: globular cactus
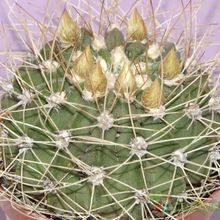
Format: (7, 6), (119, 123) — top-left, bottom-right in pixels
(0, 4), (220, 220)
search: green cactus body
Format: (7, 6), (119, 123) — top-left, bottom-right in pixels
(0, 8), (220, 220)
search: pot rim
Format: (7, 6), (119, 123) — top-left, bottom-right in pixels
(176, 188), (220, 220)
(1, 188), (220, 219)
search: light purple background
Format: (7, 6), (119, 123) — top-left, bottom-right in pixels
(0, 0), (220, 219)
(0, 0), (220, 77)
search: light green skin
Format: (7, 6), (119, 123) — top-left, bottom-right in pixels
(1, 28), (219, 219)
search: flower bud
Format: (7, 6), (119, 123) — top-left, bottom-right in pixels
(115, 61), (137, 99)
(141, 79), (164, 109)
(84, 62), (107, 98)
(127, 8), (147, 41)
(57, 9), (81, 47)
(72, 45), (94, 80)
(161, 47), (181, 80)
(105, 27), (125, 51)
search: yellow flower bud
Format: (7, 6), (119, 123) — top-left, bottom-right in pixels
(115, 61), (137, 98)
(84, 62), (107, 97)
(141, 79), (164, 109)
(161, 47), (181, 80)
(72, 45), (94, 80)
(127, 8), (148, 41)
(57, 9), (81, 47)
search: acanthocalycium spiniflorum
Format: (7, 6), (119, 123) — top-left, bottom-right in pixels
(0, 8), (220, 220)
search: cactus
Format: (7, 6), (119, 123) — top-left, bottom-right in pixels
(0, 4), (220, 220)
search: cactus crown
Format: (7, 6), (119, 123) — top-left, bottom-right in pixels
(0, 5), (220, 220)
